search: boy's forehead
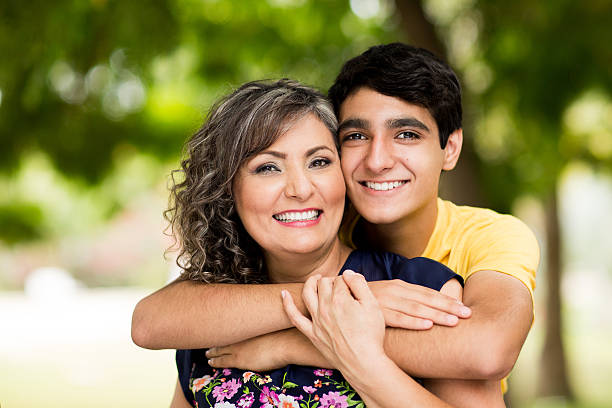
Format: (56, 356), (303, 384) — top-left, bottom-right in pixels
(338, 88), (437, 131)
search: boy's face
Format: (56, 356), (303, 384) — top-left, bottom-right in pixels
(338, 87), (459, 226)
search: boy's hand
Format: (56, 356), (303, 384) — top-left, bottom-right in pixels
(366, 278), (471, 330)
(206, 328), (328, 371)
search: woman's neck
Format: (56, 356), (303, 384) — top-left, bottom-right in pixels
(265, 238), (352, 284)
(362, 198), (438, 259)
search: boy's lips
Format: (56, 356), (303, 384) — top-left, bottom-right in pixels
(359, 180), (408, 192)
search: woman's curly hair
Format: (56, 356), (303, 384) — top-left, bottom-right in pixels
(166, 79), (337, 283)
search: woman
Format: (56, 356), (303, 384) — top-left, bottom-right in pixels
(162, 79), (463, 407)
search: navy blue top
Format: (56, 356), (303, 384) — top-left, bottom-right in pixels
(176, 250), (462, 407)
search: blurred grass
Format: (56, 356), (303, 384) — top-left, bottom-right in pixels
(0, 288), (176, 408)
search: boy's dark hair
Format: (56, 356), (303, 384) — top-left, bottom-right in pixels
(328, 42), (462, 148)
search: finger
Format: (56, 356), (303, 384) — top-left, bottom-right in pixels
(301, 274), (321, 318)
(383, 309), (434, 330)
(208, 354), (233, 368)
(381, 298), (462, 327)
(282, 290), (314, 339)
(384, 281), (471, 318)
(315, 278), (336, 323)
(317, 277), (334, 304)
(205, 347), (231, 359)
(342, 270), (376, 303)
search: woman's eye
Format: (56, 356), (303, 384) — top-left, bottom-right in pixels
(255, 164), (280, 174)
(397, 131), (420, 140)
(310, 158), (332, 168)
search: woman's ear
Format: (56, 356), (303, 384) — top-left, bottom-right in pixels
(442, 129), (463, 171)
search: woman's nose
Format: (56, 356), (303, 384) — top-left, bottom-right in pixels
(284, 168), (314, 200)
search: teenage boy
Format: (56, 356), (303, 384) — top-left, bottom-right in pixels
(132, 43), (538, 405)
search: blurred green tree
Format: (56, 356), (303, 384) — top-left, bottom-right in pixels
(471, 0), (612, 401)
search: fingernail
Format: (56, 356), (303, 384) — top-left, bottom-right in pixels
(344, 270), (355, 275)
(460, 306), (471, 317)
(208, 359), (213, 366)
(446, 315), (458, 325)
(281, 290), (287, 299)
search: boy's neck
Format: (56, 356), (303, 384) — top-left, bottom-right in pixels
(361, 199), (439, 259)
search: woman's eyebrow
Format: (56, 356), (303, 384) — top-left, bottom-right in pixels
(258, 150), (286, 159)
(306, 145), (335, 156)
(386, 117), (430, 131)
(338, 118), (369, 133)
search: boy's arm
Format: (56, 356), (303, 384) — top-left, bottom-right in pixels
(206, 271), (531, 382)
(384, 270), (533, 380)
(131, 277), (468, 350)
(131, 279), (306, 349)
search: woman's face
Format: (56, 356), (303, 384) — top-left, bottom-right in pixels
(233, 113), (345, 260)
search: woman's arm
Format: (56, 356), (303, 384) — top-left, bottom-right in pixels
(132, 277), (467, 350)
(170, 378), (192, 408)
(281, 271), (455, 408)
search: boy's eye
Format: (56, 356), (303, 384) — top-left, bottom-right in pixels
(342, 132), (366, 142)
(255, 164), (280, 174)
(397, 131), (420, 140)
(310, 158), (332, 168)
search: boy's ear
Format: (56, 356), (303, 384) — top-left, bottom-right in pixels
(442, 129), (463, 171)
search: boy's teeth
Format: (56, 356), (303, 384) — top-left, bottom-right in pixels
(365, 181), (405, 191)
(274, 210), (320, 222)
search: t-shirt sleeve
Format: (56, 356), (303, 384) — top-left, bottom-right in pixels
(466, 215), (539, 297)
(389, 254), (463, 290)
(176, 349), (195, 407)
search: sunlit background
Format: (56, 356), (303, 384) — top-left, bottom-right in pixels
(1, 0), (611, 407)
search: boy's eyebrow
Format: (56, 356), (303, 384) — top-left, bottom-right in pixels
(338, 118), (369, 133)
(387, 117), (430, 132)
(338, 117), (430, 133)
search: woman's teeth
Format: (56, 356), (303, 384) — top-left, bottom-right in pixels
(273, 210), (320, 222)
(365, 181), (406, 191)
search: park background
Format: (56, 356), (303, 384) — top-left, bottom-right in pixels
(1, 0), (611, 407)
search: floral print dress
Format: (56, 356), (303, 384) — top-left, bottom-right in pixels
(176, 250), (462, 408)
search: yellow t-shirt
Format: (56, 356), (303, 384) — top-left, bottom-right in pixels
(339, 198), (540, 392)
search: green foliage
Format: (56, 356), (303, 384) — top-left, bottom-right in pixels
(474, 0), (612, 200)
(0, 201), (45, 244)
(0, 0), (400, 243)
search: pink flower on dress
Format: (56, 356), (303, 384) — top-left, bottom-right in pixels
(278, 394), (299, 408)
(222, 368), (232, 376)
(303, 385), (317, 394)
(192, 375), (213, 392)
(258, 386), (280, 407)
(237, 392), (255, 408)
(319, 391), (348, 408)
(212, 378), (241, 402)
(313, 368), (334, 377)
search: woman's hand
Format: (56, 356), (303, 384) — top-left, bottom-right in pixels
(281, 270), (387, 376)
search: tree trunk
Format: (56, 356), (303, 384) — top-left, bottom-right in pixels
(538, 187), (574, 399)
